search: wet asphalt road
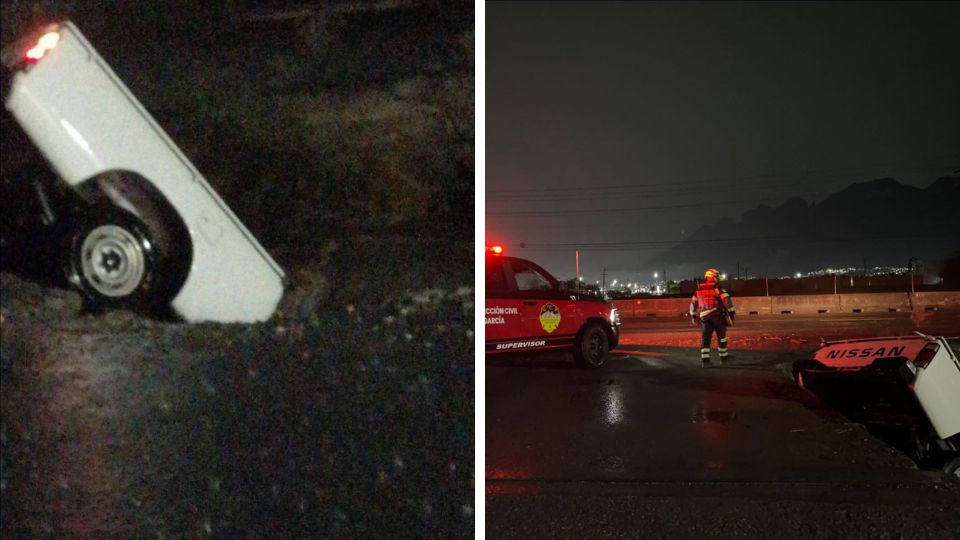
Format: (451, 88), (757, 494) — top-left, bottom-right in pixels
(1, 263), (474, 538)
(486, 317), (960, 538)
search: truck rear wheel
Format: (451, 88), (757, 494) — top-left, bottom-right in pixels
(67, 209), (163, 312)
(574, 322), (609, 368)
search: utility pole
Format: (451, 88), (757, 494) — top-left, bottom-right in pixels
(736, 262), (740, 280)
(601, 268), (608, 293)
(908, 256), (916, 295)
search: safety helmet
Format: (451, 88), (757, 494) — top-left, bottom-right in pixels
(704, 268), (720, 281)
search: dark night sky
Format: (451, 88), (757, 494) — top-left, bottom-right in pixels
(486, 2), (960, 284)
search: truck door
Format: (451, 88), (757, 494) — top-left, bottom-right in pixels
(506, 259), (579, 348)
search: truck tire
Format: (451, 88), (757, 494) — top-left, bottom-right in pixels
(574, 321), (609, 368)
(67, 208), (163, 312)
(944, 456), (960, 479)
(907, 427), (933, 466)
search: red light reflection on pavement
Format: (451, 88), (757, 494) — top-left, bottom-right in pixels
(487, 466), (533, 481)
(487, 466), (543, 495)
(691, 401), (736, 444)
(611, 349), (672, 357)
(486, 481), (545, 496)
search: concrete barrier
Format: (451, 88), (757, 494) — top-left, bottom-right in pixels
(736, 296), (772, 315)
(912, 292), (960, 312)
(613, 292), (960, 319)
(771, 294), (838, 315)
(612, 298), (688, 319)
(611, 299), (634, 319)
(840, 293), (911, 313)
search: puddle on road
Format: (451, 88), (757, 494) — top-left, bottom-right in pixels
(691, 403), (737, 424)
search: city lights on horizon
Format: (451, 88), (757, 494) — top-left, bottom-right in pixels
(575, 264), (927, 296)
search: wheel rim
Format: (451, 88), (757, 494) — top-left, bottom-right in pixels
(586, 330), (606, 365)
(79, 224), (146, 298)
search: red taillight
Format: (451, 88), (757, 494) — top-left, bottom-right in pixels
(912, 342), (940, 369)
(486, 245), (504, 256)
(24, 31), (60, 63)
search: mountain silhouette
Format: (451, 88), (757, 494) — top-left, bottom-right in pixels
(654, 176), (959, 279)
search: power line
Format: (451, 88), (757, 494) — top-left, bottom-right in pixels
(488, 173), (957, 216)
(485, 165), (957, 203)
(511, 232), (955, 252)
(487, 156), (959, 195)
(487, 183), (834, 204)
(488, 196), (823, 216)
(489, 172), (958, 215)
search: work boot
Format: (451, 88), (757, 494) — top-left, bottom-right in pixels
(701, 359), (710, 368)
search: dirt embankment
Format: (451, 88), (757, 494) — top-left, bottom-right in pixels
(1, 269), (475, 537)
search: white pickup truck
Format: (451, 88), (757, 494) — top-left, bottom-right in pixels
(794, 333), (960, 476)
(2, 21), (286, 323)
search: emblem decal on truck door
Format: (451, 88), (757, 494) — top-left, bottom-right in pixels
(539, 303), (561, 333)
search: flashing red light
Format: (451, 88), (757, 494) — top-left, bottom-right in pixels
(912, 342), (939, 369)
(25, 31), (60, 63)
(487, 245), (505, 255)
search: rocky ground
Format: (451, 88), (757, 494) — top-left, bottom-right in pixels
(0, 238), (475, 537)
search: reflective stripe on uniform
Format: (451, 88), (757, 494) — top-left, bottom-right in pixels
(700, 347), (710, 359)
(719, 288), (735, 315)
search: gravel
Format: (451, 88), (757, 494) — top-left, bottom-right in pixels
(1, 237), (474, 538)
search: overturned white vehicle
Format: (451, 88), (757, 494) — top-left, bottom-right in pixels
(794, 333), (960, 476)
(2, 22), (286, 323)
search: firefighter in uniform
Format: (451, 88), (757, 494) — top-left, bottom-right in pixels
(690, 268), (735, 367)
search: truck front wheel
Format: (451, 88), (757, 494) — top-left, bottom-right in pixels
(67, 209), (161, 311)
(574, 322), (610, 368)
